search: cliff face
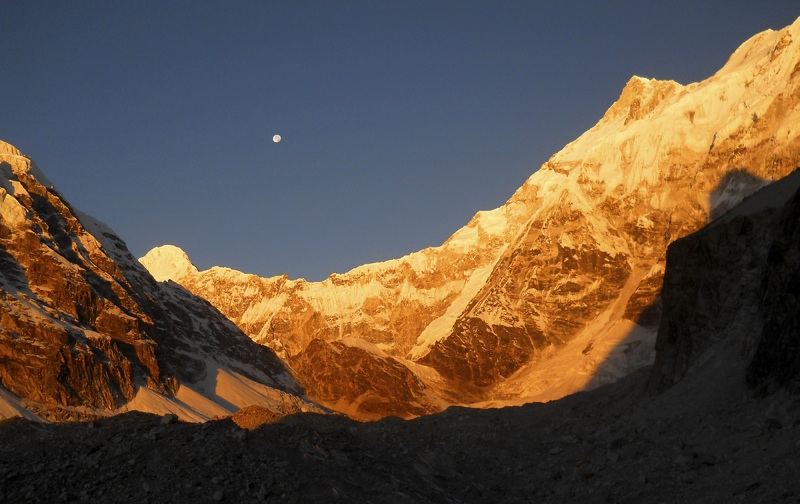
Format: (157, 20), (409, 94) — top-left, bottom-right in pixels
(144, 18), (800, 420)
(0, 141), (314, 421)
(648, 169), (800, 396)
(745, 177), (800, 394)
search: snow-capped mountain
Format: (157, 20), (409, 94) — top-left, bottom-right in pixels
(0, 141), (320, 421)
(5, 155), (800, 504)
(143, 17), (800, 421)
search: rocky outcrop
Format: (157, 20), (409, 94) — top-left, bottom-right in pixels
(0, 141), (314, 421)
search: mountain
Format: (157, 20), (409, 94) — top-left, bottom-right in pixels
(0, 141), (320, 421)
(4, 175), (800, 502)
(143, 17), (800, 421)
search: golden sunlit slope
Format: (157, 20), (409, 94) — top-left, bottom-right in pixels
(143, 17), (800, 420)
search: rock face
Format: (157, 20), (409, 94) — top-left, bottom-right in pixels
(649, 169), (800, 394)
(746, 186), (800, 394)
(143, 17), (800, 420)
(288, 338), (440, 420)
(0, 141), (316, 421)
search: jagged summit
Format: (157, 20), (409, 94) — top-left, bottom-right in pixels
(0, 139), (24, 157)
(600, 76), (682, 125)
(139, 244), (199, 282)
(0, 139), (55, 188)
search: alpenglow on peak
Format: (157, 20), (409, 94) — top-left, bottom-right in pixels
(139, 245), (199, 282)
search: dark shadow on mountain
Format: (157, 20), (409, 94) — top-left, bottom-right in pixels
(155, 281), (308, 399)
(708, 169), (770, 221)
(582, 168), (779, 396)
(0, 242), (30, 296)
(648, 169), (800, 396)
(744, 170), (800, 396)
(27, 189), (125, 308)
(203, 370), (240, 413)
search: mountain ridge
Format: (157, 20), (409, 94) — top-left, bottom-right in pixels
(141, 16), (800, 420)
(5, 136), (800, 503)
(0, 140), (321, 421)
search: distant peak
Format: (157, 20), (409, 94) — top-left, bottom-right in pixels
(627, 75), (654, 84)
(601, 76), (681, 125)
(0, 139), (56, 189)
(0, 140), (24, 157)
(139, 245), (199, 282)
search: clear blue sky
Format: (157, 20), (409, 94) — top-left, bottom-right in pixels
(3, 1), (798, 281)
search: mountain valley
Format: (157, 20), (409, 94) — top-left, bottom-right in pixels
(2, 15), (800, 504)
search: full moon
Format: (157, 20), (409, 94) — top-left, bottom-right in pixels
(272, 134), (281, 143)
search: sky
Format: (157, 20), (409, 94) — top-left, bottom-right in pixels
(3, 2), (799, 281)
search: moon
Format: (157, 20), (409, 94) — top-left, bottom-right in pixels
(272, 134), (282, 143)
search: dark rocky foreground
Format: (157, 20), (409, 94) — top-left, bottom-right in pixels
(2, 366), (799, 504)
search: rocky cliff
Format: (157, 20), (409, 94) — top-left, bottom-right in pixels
(649, 169), (800, 394)
(143, 17), (800, 420)
(0, 141), (317, 421)
(746, 182), (800, 394)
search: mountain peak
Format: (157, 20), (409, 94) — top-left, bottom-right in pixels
(0, 140), (24, 157)
(0, 140), (55, 187)
(139, 245), (199, 282)
(717, 16), (800, 78)
(601, 75), (681, 125)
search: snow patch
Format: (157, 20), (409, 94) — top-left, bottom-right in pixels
(636, 215), (655, 229)
(0, 186), (29, 229)
(409, 262), (498, 359)
(120, 359), (316, 422)
(340, 337), (391, 358)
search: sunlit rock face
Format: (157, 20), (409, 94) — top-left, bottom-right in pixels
(144, 18), (800, 419)
(0, 141), (310, 421)
(288, 338), (440, 421)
